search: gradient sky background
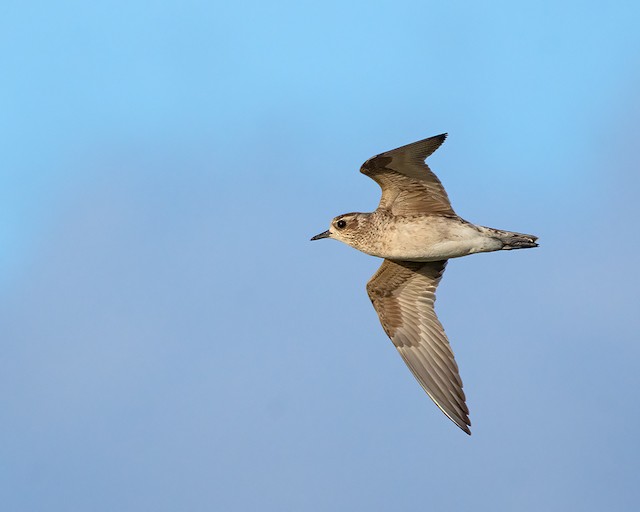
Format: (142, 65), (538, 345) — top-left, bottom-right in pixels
(2, 1), (639, 510)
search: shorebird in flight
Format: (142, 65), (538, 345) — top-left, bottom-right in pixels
(311, 134), (537, 434)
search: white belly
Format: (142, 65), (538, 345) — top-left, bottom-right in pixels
(365, 217), (502, 261)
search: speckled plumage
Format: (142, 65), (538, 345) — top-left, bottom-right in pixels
(311, 134), (538, 434)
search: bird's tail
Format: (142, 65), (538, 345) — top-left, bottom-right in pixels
(481, 227), (539, 250)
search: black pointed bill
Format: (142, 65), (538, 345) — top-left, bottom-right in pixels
(310, 230), (331, 241)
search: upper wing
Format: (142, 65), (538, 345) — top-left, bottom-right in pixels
(360, 134), (455, 216)
(366, 258), (470, 434)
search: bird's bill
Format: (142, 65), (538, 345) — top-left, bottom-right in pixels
(310, 230), (331, 241)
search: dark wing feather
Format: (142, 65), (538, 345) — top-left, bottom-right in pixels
(360, 134), (455, 216)
(366, 258), (470, 434)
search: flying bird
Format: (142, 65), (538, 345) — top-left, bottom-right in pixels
(311, 134), (538, 434)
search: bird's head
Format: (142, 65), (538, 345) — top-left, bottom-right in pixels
(310, 213), (365, 245)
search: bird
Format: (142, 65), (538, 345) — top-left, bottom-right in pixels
(310, 133), (537, 434)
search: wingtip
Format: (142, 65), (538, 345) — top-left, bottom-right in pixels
(453, 416), (471, 435)
(402, 132), (449, 160)
(420, 132), (448, 158)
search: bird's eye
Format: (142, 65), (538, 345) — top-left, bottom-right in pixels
(336, 220), (347, 229)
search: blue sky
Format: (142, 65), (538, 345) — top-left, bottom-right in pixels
(1, 1), (639, 510)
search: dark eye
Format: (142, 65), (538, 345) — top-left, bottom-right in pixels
(336, 220), (347, 229)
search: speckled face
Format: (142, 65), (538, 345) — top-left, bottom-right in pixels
(329, 213), (362, 243)
(311, 212), (364, 243)
(332, 213), (358, 231)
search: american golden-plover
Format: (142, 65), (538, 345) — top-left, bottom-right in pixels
(311, 134), (537, 434)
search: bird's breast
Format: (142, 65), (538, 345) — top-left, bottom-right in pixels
(356, 216), (500, 261)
